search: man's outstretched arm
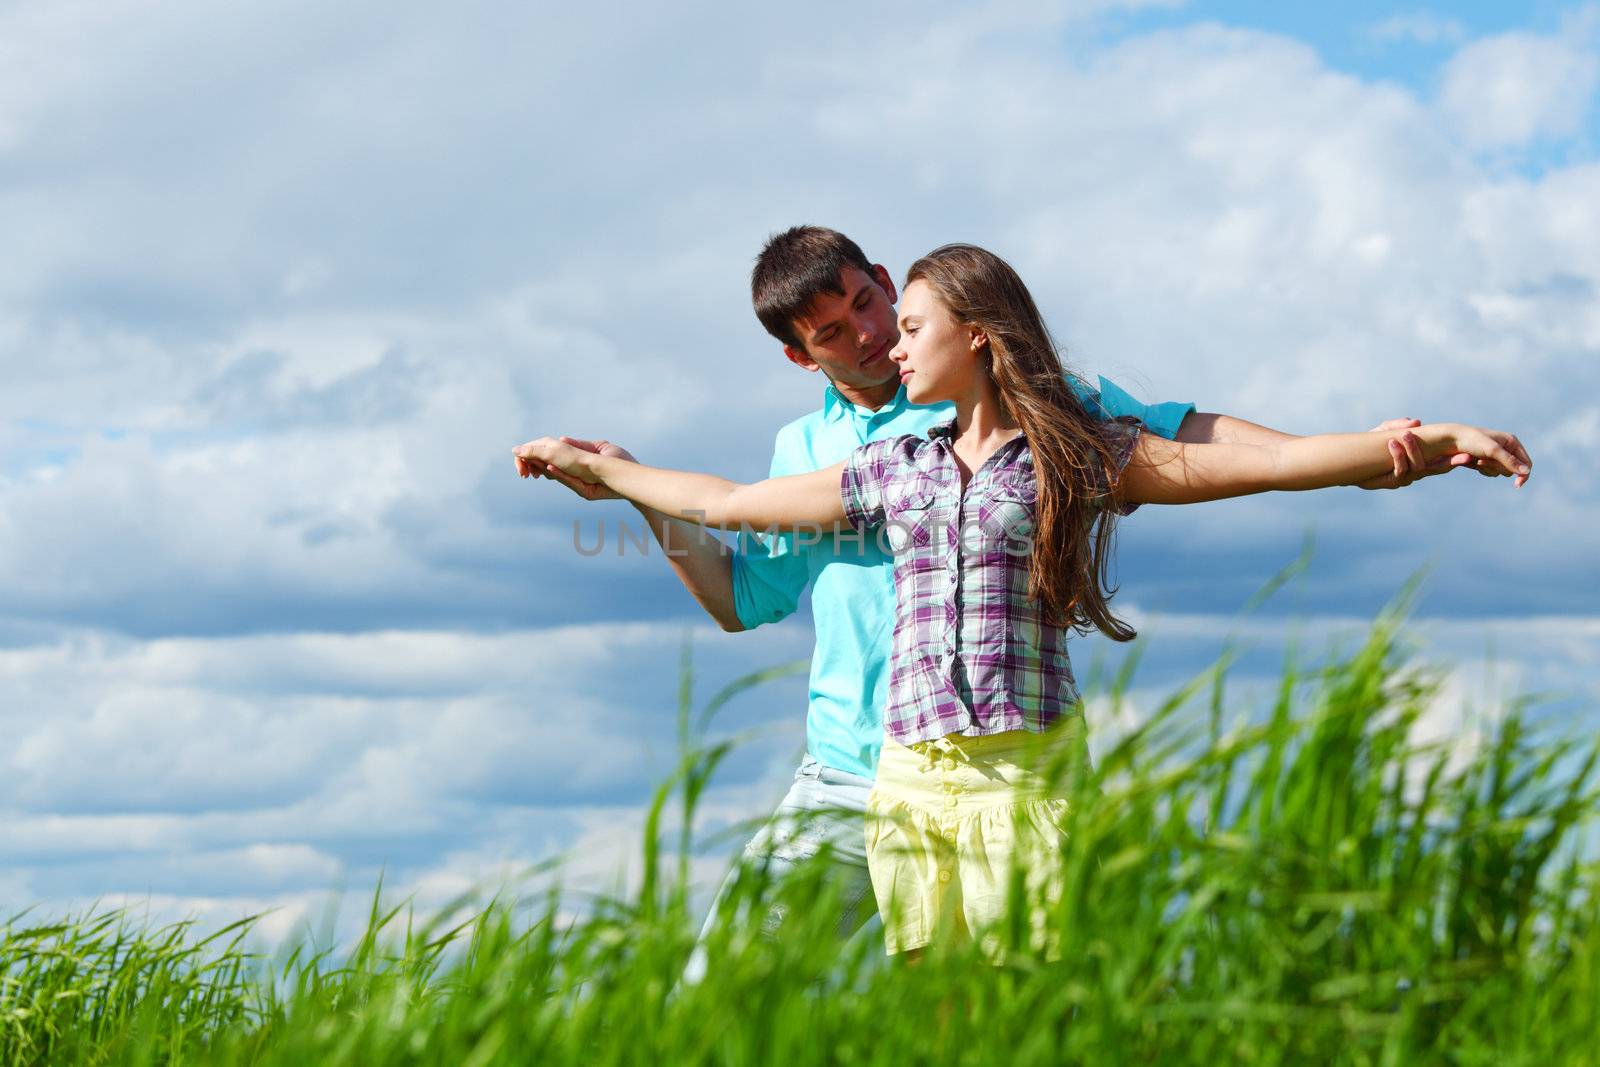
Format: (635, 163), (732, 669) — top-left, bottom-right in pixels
(534, 436), (747, 633)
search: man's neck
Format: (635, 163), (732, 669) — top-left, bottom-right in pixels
(829, 377), (902, 413)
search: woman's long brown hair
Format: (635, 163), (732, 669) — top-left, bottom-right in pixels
(906, 243), (1136, 642)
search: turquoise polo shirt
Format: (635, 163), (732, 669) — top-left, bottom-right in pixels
(730, 376), (1194, 779)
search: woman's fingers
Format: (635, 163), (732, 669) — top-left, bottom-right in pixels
(513, 437), (562, 479)
(1505, 434), (1533, 486)
(1495, 431), (1532, 487)
(1461, 429), (1531, 486)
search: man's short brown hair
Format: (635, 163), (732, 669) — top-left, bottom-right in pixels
(751, 226), (875, 351)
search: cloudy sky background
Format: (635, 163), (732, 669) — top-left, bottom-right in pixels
(3, 0), (1598, 939)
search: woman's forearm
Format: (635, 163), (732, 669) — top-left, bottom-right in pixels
(588, 455), (850, 531)
(589, 457), (746, 527)
(1267, 431), (1428, 491)
(1125, 425), (1469, 504)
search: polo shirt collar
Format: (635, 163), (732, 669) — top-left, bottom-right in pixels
(822, 382), (911, 423)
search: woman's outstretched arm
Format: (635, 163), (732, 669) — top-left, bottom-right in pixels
(1120, 424), (1532, 506)
(514, 436), (848, 530)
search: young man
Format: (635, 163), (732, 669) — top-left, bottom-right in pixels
(525, 226), (1454, 973)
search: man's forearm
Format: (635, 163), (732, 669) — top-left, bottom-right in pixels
(630, 502), (745, 633)
(1176, 412), (1296, 447)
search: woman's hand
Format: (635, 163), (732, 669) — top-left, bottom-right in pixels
(513, 436), (603, 486)
(1414, 424), (1532, 488)
(534, 437), (636, 502)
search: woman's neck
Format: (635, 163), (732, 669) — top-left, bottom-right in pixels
(950, 375), (1021, 450)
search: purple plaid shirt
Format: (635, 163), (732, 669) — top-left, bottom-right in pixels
(839, 417), (1142, 745)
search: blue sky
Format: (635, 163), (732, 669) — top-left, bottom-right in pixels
(1, 0), (1597, 936)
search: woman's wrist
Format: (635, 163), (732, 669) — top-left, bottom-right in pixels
(583, 451), (617, 487)
(1408, 423), (1459, 462)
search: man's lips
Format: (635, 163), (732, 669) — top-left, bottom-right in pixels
(860, 339), (892, 366)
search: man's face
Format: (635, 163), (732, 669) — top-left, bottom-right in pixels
(782, 264), (901, 392)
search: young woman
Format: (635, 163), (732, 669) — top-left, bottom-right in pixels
(514, 244), (1531, 960)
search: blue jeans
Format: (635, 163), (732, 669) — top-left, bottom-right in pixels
(683, 754), (877, 983)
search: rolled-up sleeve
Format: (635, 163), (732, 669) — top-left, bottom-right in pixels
(1077, 374), (1194, 441)
(730, 528), (806, 629)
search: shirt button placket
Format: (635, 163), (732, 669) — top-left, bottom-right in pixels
(944, 503), (961, 645)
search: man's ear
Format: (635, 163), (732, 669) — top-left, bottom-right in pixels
(870, 263), (898, 304)
(782, 344), (821, 372)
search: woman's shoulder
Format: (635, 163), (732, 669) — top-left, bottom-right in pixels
(857, 431), (933, 461)
(844, 432), (938, 491)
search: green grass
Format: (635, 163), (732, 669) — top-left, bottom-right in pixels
(4, 604), (1598, 1065)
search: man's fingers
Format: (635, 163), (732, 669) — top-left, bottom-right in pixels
(545, 465), (587, 491)
(1400, 432), (1425, 473)
(1386, 438), (1407, 482)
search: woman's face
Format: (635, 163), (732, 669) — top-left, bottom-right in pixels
(889, 279), (979, 405)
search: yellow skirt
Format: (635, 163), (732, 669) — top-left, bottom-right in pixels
(866, 718), (1087, 960)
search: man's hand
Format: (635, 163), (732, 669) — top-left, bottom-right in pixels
(512, 436), (603, 490)
(520, 436), (636, 502)
(1357, 418), (1475, 490)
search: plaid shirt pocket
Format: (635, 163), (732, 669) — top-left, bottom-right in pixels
(884, 483), (940, 555)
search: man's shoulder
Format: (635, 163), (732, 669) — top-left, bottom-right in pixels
(773, 407), (828, 449)
(764, 406), (836, 478)
(876, 401), (953, 439)
(767, 397), (952, 475)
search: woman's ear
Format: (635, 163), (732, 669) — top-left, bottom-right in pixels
(969, 327), (988, 352)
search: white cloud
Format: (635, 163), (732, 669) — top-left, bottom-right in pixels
(1439, 15), (1600, 150)
(0, 618), (812, 936)
(2, 1), (1598, 926)
(1, 5), (1594, 640)
(1369, 13), (1468, 46)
